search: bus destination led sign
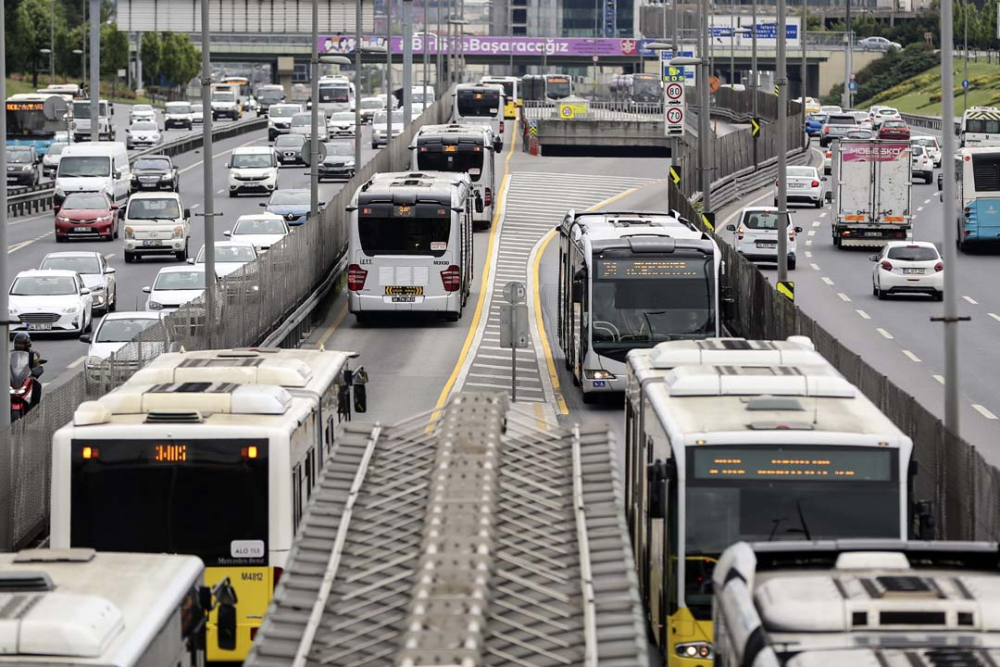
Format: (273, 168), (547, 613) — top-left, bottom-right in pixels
(693, 447), (893, 481)
(598, 258), (702, 280)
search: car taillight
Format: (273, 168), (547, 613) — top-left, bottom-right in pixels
(934, 261), (944, 272)
(347, 264), (368, 291)
(825, 151), (831, 158)
(881, 260), (893, 271)
(775, 180), (780, 187)
(441, 265), (461, 292)
(824, 126), (830, 133)
(811, 180), (820, 187)
(485, 187), (492, 206)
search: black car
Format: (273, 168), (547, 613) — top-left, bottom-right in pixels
(274, 134), (307, 166)
(6, 146), (39, 187)
(130, 156), (180, 193)
(318, 142), (356, 181)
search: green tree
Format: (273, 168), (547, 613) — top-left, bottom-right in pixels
(158, 33), (199, 92)
(100, 23), (129, 77)
(141, 32), (162, 83)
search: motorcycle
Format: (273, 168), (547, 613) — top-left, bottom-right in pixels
(10, 351), (44, 421)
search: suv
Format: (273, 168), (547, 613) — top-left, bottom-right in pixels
(726, 206), (803, 270)
(820, 113), (860, 147)
(122, 192), (191, 263)
(163, 101), (195, 130)
(6, 146), (39, 186)
(227, 146), (279, 197)
(211, 89), (241, 121)
(130, 156), (179, 193)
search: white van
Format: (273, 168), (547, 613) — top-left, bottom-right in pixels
(55, 142), (130, 209)
(123, 191), (191, 263)
(726, 205), (804, 270)
(347, 171), (473, 323)
(71, 99), (114, 142)
(411, 123), (498, 229)
(227, 145), (279, 197)
(452, 83), (505, 151)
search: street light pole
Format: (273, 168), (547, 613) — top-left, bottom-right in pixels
(82, 0), (87, 93)
(699, 0), (711, 213)
(404, 0), (414, 122)
(387, 0), (393, 144)
(751, 0), (757, 117)
(842, 0), (852, 108)
(311, 0), (320, 219)
(776, 0), (789, 284)
(963, 1), (968, 112)
(422, 0), (429, 98)
(89, 0), (99, 142)
(355, 0), (363, 162)
(50, 0), (55, 83)
(940, 0), (961, 436)
(801, 0), (808, 104)
(1, 3), (12, 532)
(200, 0), (217, 346)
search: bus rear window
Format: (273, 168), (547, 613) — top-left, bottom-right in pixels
(358, 216), (451, 256)
(457, 91), (500, 117)
(416, 148), (484, 181)
(966, 119), (1000, 135)
(972, 154), (1000, 192)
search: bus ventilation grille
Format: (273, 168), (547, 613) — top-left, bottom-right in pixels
(145, 411), (203, 424)
(0, 572), (54, 593)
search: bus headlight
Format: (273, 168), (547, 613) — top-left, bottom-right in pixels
(676, 642), (713, 660)
(584, 370), (615, 381)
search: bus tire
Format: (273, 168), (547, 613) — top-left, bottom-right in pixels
(582, 391), (596, 405)
(445, 312), (460, 322)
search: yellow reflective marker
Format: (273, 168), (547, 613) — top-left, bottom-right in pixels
(669, 166), (682, 185)
(777, 281), (795, 302)
(751, 117), (761, 138)
(701, 213), (715, 232)
(774, 84), (780, 96)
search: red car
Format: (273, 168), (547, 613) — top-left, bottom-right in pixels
(878, 120), (911, 140)
(54, 192), (119, 243)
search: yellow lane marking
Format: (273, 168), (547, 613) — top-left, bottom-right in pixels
(532, 230), (568, 415)
(432, 130), (518, 413)
(315, 301), (349, 348)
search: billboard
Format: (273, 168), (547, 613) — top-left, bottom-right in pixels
(708, 16), (801, 48)
(319, 35), (653, 57)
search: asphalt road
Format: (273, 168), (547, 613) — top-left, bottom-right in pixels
(22, 108), (378, 386)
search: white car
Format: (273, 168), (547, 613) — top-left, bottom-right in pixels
(328, 111), (357, 138)
(775, 166), (824, 208)
(9, 269), (94, 334)
(912, 135), (942, 167)
(191, 241), (258, 277)
(42, 142), (67, 178)
(858, 36), (902, 51)
(910, 145), (934, 183)
(289, 112), (328, 142)
(227, 146), (279, 197)
(143, 266), (208, 313)
(872, 107), (902, 128)
(81, 311), (166, 378)
(192, 103), (204, 124)
(819, 105), (842, 115)
(358, 96), (386, 124)
(726, 207), (803, 270)
(125, 121), (162, 150)
(267, 103), (303, 140)
(163, 101), (195, 130)
(871, 241), (943, 301)
(39, 251), (117, 314)
(372, 110), (405, 148)
(129, 104), (156, 125)
(123, 192), (191, 263)
(211, 89), (241, 120)
(224, 214), (290, 253)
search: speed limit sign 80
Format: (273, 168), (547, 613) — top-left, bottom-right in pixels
(666, 82), (684, 100)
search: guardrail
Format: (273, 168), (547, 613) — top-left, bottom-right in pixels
(899, 111), (961, 136)
(5, 117), (267, 219)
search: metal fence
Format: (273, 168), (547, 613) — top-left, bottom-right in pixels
(2, 89), (455, 551)
(521, 100), (667, 121)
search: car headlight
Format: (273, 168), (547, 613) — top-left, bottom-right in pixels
(676, 642), (713, 660)
(124, 226), (134, 239)
(148, 301), (163, 310)
(61, 306), (79, 314)
(56, 215), (71, 223)
(345, 161), (355, 167)
(86, 355), (105, 368)
(173, 226), (184, 238)
(161, 173), (174, 181)
(96, 215), (112, 223)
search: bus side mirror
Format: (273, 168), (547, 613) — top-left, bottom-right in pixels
(571, 280), (584, 303)
(217, 604), (237, 651)
(914, 500), (935, 539)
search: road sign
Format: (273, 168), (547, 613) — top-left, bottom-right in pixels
(665, 82), (684, 101)
(848, 81), (858, 91)
(963, 79), (970, 89)
(666, 107), (684, 125)
(500, 282), (529, 401)
(776, 281), (795, 302)
(751, 117), (761, 138)
(669, 166), (682, 186)
(558, 102), (588, 119)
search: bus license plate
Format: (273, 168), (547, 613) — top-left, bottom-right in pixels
(385, 286), (424, 296)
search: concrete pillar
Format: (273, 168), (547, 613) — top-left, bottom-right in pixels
(277, 56), (295, 100)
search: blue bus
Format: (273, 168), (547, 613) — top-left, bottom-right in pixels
(6, 93), (68, 157)
(955, 147), (1000, 251)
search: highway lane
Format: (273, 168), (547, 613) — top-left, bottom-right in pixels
(22, 123), (378, 386)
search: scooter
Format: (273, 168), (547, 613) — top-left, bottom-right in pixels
(10, 351), (44, 422)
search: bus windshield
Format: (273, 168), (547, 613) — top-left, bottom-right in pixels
(683, 445), (899, 618)
(546, 77), (571, 99)
(358, 215), (451, 257)
(69, 439), (269, 565)
(319, 87), (350, 103)
(457, 90), (500, 117)
(966, 119), (1000, 135)
(591, 255), (714, 356)
(632, 76), (660, 99)
(416, 148), (484, 182)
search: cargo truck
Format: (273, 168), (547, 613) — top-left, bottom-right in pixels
(832, 139), (912, 248)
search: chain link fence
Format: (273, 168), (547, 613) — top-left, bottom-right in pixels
(3, 89), (455, 551)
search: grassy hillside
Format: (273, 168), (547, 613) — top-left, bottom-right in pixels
(864, 58), (1000, 115)
(5, 75), (153, 104)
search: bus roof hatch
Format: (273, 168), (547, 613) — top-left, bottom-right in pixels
(627, 237), (676, 253)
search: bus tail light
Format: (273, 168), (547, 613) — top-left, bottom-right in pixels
(934, 261), (944, 272)
(499, 121), (505, 134)
(485, 187), (493, 206)
(347, 264), (368, 291)
(440, 266), (461, 292)
(881, 260), (893, 271)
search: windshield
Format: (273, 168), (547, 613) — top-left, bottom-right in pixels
(134, 158), (170, 171)
(632, 76), (660, 98)
(212, 91), (235, 102)
(457, 90), (501, 118)
(326, 143), (354, 156)
(95, 317), (159, 342)
(374, 111), (405, 125)
(269, 191), (309, 206)
(128, 198), (181, 220)
(72, 101), (108, 119)
(887, 245), (938, 261)
(11, 276), (76, 296)
(361, 99), (383, 109)
(546, 77), (571, 99)
(69, 439), (268, 566)
(827, 115), (856, 126)
(319, 87), (350, 103)
(683, 445), (899, 617)
(62, 192), (109, 210)
(231, 153), (274, 169)
(914, 138), (937, 148)
(484, 80), (515, 100)
(197, 245), (255, 263)
(7, 149), (33, 164)
(130, 122), (157, 131)
(291, 114), (312, 127)
(269, 105), (300, 118)
(41, 255), (100, 274)
(966, 118), (1000, 135)
(154, 271), (206, 290)
(332, 112), (355, 122)
(58, 155), (110, 177)
(912, 146), (924, 157)
(274, 135), (305, 148)
(417, 148), (484, 181)
(47, 143), (66, 156)
(358, 216), (451, 257)
(166, 102), (193, 114)
(741, 211), (790, 230)
(846, 130), (874, 139)
(6, 101), (58, 139)
(591, 255), (714, 355)
(234, 218), (286, 235)
(257, 89), (284, 103)
(787, 167), (815, 178)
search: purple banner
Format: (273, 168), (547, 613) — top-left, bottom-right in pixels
(319, 35), (647, 57)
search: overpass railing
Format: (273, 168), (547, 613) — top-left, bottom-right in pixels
(1, 88), (457, 552)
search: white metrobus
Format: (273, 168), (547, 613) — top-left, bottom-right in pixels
(713, 540), (1000, 667)
(51, 347), (365, 662)
(953, 146), (1000, 251)
(317, 75), (355, 115)
(626, 357), (920, 665)
(960, 106), (1000, 148)
(556, 210), (722, 401)
(453, 83), (506, 150)
(479, 75), (520, 119)
(411, 123), (499, 229)
(0, 549), (221, 667)
(347, 171), (474, 322)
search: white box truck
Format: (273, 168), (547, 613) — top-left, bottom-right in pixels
(832, 139), (912, 248)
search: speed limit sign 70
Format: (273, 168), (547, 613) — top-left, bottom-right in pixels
(666, 82), (684, 101)
(667, 107), (684, 124)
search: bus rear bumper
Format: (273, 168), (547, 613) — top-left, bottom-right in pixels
(349, 292), (461, 315)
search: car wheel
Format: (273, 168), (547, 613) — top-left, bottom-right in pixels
(934, 290), (944, 302)
(788, 256), (797, 270)
(229, 191), (237, 198)
(109, 289), (117, 312)
(125, 251), (136, 263)
(877, 282), (887, 300)
(56, 234), (66, 243)
(814, 199), (822, 209)
(176, 241), (188, 262)
(872, 281), (878, 296)
(582, 390), (597, 405)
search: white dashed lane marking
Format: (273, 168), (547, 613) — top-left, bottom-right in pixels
(963, 295), (979, 305)
(990, 313), (1000, 322)
(821, 277), (834, 285)
(902, 350), (922, 363)
(934, 374), (945, 385)
(973, 404), (998, 420)
(837, 293), (851, 302)
(877, 327), (894, 339)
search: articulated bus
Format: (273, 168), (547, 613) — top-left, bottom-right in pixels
(521, 74), (573, 103)
(556, 210), (721, 402)
(480, 75), (520, 119)
(626, 356), (925, 665)
(959, 106), (1000, 148)
(51, 347), (366, 662)
(6, 93), (68, 156)
(954, 147), (1000, 251)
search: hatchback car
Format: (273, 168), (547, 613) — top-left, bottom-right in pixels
(130, 156), (180, 193)
(912, 135), (942, 167)
(372, 110), (406, 148)
(9, 269), (93, 334)
(163, 101), (195, 130)
(54, 191), (119, 242)
(267, 103), (303, 140)
(39, 251), (117, 314)
(805, 113), (827, 137)
(878, 119), (910, 140)
(224, 214), (290, 253)
(289, 112), (329, 142)
(260, 189), (314, 226)
(125, 121), (162, 149)
(726, 207), (803, 270)
(143, 266), (208, 313)
(328, 111), (358, 138)
(871, 241), (943, 300)
(911, 145), (934, 183)
(6, 146), (39, 186)
(274, 134), (307, 166)
(872, 107), (902, 128)
(318, 142), (356, 181)
(775, 166), (824, 208)
(129, 104), (157, 124)
(81, 310), (166, 379)
(42, 142), (67, 178)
